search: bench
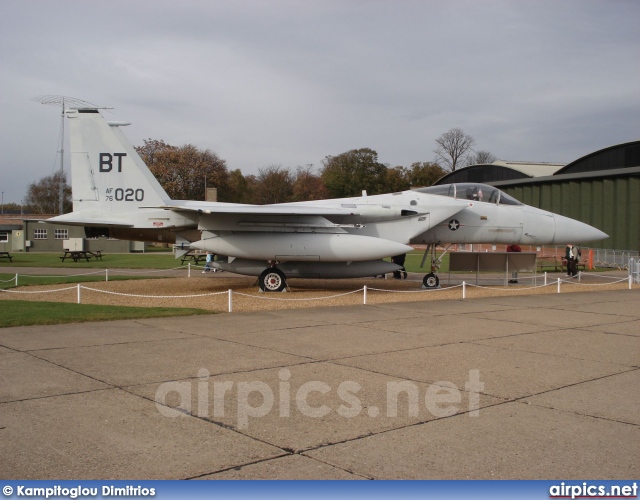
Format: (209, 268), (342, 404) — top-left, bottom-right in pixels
(536, 255), (563, 272)
(536, 254), (588, 273)
(60, 251), (92, 262)
(0, 251), (12, 262)
(89, 250), (103, 260)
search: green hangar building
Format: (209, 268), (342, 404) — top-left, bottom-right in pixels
(433, 140), (640, 253)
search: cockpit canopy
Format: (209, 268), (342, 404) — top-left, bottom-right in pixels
(416, 183), (522, 206)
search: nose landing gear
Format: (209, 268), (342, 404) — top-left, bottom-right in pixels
(420, 243), (451, 289)
(423, 272), (440, 288)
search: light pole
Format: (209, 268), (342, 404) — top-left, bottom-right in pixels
(1, 191), (3, 214)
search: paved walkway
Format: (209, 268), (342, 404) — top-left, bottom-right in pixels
(0, 288), (638, 479)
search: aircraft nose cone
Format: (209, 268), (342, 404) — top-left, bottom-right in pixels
(554, 215), (608, 244)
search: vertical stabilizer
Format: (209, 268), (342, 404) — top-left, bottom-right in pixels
(66, 109), (171, 216)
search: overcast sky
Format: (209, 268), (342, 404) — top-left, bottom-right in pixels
(1, 0), (639, 204)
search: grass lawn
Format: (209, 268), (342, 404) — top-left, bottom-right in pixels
(0, 273), (156, 290)
(0, 252), (181, 269)
(402, 250), (451, 273)
(0, 300), (212, 328)
(2, 249), (449, 272)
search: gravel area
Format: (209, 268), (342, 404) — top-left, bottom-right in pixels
(0, 272), (631, 313)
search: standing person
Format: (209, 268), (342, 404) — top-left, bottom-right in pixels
(506, 244), (522, 283)
(565, 244), (580, 277)
(391, 254), (408, 279)
(202, 252), (213, 273)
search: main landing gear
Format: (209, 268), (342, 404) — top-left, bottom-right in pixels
(258, 266), (288, 292)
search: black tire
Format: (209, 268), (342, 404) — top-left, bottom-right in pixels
(423, 272), (439, 288)
(259, 268), (287, 292)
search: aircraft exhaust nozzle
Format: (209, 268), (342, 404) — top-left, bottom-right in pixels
(553, 214), (608, 244)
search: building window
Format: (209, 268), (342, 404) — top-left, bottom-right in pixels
(33, 229), (48, 240)
(54, 229), (68, 240)
(0, 231), (8, 243)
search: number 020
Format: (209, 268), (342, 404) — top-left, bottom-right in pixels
(114, 188), (144, 201)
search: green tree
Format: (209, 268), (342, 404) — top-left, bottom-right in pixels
(24, 171), (71, 214)
(407, 162), (447, 187)
(384, 166), (411, 193)
(1, 202), (27, 214)
(292, 165), (329, 201)
(135, 140), (229, 201)
(321, 148), (388, 198)
(226, 169), (257, 204)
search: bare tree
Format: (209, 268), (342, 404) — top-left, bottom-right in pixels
(255, 165), (294, 204)
(24, 171), (71, 214)
(433, 128), (475, 172)
(467, 150), (497, 166)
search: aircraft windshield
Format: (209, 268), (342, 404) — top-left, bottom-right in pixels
(417, 183), (522, 206)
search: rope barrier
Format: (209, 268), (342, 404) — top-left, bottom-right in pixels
(0, 286), (77, 294)
(558, 278), (629, 287)
(105, 267), (185, 274)
(79, 286), (228, 299)
(464, 282), (555, 291)
(234, 289), (364, 301)
(19, 271), (106, 278)
(367, 284), (463, 293)
(1, 268), (633, 312)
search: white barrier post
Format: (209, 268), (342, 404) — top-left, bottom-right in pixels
(557, 278), (561, 294)
(188, 263), (191, 278)
(228, 289), (233, 313)
(15, 273), (18, 287)
(630, 274), (633, 290)
(462, 281), (466, 300)
(363, 285), (367, 305)
(544, 272), (547, 286)
(77, 284), (81, 304)
(578, 271), (581, 282)
(106, 269), (109, 282)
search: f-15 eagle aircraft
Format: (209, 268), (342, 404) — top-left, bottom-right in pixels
(47, 108), (607, 291)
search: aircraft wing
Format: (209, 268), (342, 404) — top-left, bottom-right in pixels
(142, 204), (359, 216)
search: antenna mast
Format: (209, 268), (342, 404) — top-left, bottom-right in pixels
(32, 95), (100, 214)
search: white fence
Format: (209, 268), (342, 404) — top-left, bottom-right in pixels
(593, 249), (640, 270)
(630, 258), (640, 284)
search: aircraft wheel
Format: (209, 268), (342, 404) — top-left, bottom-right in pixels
(259, 268), (287, 292)
(423, 273), (440, 289)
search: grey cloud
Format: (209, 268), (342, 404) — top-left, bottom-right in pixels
(1, 0), (638, 204)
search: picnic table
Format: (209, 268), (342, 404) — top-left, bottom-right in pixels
(180, 252), (206, 265)
(60, 251), (93, 262)
(0, 251), (12, 262)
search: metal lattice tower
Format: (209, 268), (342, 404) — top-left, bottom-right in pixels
(32, 95), (101, 214)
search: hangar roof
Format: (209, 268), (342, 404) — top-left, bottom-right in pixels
(555, 140), (640, 175)
(490, 160), (565, 177)
(434, 140), (640, 186)
(433, 161), (565, 185)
